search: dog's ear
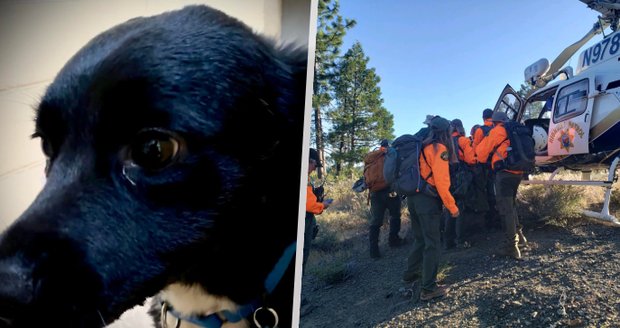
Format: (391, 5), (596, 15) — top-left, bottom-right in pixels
(224, 41), (308, 163)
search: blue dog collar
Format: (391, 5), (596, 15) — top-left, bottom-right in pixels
(163, 301), (258, 328)
(162, 242), (296, 328)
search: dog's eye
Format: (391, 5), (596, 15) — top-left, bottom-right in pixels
(40, 138), (54, 176)
(32, 133), (54, 159)
(130, 130), (180, 170)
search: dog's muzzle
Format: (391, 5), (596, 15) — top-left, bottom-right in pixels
(0, 259), (34, 325)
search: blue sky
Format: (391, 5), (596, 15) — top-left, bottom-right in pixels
(338, 0), (606, 138)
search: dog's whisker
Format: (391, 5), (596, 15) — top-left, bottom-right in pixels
(121, 166), (137, 186)
(97, 310), (108, 328)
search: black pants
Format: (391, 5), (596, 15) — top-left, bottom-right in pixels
(443, 204), (465, 246)
(369, 188), (402, 242)
(404, 193), (442, 292)
(494, 170), (522, 243)
(303, 212), (316, 269)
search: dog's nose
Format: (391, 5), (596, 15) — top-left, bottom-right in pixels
(0, 260), (33, 325)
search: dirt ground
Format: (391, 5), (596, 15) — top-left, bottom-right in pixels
(299, 217), (620, 328)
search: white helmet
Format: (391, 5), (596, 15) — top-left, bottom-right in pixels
(532, 125), (548, 153)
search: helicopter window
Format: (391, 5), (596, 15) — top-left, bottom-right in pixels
(521, 88), (557, 122)
(496, 93), (520, 120)
(553, 79), (588, 123)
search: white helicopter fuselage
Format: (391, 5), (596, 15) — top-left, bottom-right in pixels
(495, 29), (620, 170)
(493, 0), (620, 225)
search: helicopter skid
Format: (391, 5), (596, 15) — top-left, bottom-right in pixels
(521, 156), (619, 226)
(581, 210), (620, 226)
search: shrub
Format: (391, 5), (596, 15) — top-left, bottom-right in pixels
(306, 249), (356, 285)
(311, 223), (341, 252)
(517, 184), (585, 225)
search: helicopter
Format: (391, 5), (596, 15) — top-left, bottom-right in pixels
(491, 0), (620, 225)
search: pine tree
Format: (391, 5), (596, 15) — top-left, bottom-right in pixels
(328, 42), (394, 175)
(313, 0), (355, 177)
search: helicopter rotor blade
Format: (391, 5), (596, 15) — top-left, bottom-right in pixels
(546, 21), (607, 78)
(579, 0), (620, 22)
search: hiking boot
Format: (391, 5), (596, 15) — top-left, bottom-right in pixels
(369, 227), (381, 258)
(389, 237), (405, 248)
(420, 284), (449, 301)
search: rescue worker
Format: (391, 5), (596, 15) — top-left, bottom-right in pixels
(451, 119), (476, 164)
(475, 112), (527, 260)
(472, 108), (494, 148)
(473, 108), (499, 231)
(368, 139), (404, 259)
(402, 116), (458, 301)
(443, 119), (475, 249)
(469, 124), (481, 142)
(304, 148), (331, 268)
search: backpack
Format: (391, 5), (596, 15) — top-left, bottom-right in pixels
(414, 127), (430, 140)
(494, 121), (536, 172)
(475, 125), (495, 164)
(478, 125), (492, 137)
(383, 134), (426, 196)
(449, 136), (473, 200)
(363, 149), (388, 192)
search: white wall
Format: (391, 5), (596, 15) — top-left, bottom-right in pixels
(0, 0), (311, 228)
(0, 0), (313, 327)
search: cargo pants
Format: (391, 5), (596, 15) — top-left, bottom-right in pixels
(369, 188), (402, 253)
(494, 170), (522, 245)
(403, 192), (442, 292)
(303, 212), (316, 269)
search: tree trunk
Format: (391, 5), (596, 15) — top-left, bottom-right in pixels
(314, 105), (325, 179)
(335, 139), (345, 176)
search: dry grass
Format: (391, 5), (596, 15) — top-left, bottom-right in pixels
(611, 183), (620, 209)
(310, 176), (370, 237)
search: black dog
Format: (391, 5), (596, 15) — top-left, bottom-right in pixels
(0, 5), (307, 328)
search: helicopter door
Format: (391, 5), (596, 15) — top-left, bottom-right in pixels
(493, 84), (524, 121)
(546, 78), (592, 155)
